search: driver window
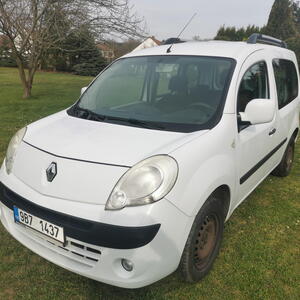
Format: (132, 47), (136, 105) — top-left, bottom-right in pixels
(237, 62), (269, 113)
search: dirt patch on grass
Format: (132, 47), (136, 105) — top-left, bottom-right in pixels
(0, 288), (16, 300)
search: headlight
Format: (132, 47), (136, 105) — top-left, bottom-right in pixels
(105, 155), (178, 210)
(5, 127), (27, 174)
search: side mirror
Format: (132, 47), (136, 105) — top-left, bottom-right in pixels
(81, 87), (87, 95)
(240, 99), (276, 125)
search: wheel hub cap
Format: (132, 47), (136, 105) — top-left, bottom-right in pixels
(194, 214), (218, 270)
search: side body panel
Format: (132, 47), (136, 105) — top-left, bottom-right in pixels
(166, 114), (237, 217)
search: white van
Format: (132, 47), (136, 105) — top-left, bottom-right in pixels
(0, 34), (299, 288)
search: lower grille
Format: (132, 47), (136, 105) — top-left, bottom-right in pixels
(15, 222), (102, 268)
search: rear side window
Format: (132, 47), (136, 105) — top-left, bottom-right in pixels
(272, 59), (298, 109)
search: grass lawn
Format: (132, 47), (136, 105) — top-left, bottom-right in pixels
(0, 67), (299, 300)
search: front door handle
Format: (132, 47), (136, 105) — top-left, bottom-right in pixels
(269, 128), (277, 136)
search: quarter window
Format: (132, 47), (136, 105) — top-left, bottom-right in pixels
(237, 62), (269, 113)
(272, 59), (298, 109)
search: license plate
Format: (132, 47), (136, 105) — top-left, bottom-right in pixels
(13, 206), (65, 245)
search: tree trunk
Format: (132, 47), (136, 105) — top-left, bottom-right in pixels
(27, 68), (36, 96)
(16, 58), (32, 99)
(22, 85), (31, 99)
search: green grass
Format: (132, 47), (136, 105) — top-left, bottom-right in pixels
(0, 67), (299, 300)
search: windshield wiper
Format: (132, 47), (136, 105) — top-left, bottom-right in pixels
(123, 118), (165, 130)
(99, 115), (165, 130)
(71, 106), (165, 130)
(71, 106), (106, 121)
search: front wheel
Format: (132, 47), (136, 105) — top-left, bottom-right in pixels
(179, 195), (225, 282)
(272, 139), (295, 177)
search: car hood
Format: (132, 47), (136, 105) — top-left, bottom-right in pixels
(24, 111), (208, 167)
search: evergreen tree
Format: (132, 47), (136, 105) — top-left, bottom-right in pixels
(286, 35), (300, 68)
(265, 0), (298, 40)
(70, 29), (107, 76)
(215, 26), (238, 41)
(292, 1), (300, 32)
(41, 27), (107, 76)
(215, 25), (262, 41)
(245, 25), (264, 37)
(0, 37), (17, 67)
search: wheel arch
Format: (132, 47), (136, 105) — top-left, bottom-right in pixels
(211, 185), (231, 220)
(292, 127), (299, 141)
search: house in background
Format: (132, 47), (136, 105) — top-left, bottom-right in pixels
(0, 34), (10, 47)
(96, 43), (115, 63)
(132, 36), (162, 52)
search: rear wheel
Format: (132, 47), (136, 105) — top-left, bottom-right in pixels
(272, 139), (295, 177)
(179, 194), (225, 282)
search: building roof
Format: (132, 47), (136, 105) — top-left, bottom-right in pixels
(132, 36), (162, 52)
(97, 43), (114, 52)
(149, 36), (161, 45)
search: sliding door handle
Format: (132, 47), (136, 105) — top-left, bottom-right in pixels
(269, 128), (277, 136)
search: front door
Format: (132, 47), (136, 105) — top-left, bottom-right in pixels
(236, 51), (284, 203)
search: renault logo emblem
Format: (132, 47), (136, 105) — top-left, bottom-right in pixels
(46, 162), (57, 182)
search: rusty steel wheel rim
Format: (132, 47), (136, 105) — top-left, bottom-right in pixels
(286, 145), (294, 172)
(194, 214), (219, 270)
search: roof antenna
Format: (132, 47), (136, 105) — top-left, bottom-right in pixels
(167, 13), (197, 53)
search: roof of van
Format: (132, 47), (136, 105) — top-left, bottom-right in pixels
(123, 40), (295, 62)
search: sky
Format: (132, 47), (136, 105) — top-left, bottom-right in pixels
(130, 0), (275, 40)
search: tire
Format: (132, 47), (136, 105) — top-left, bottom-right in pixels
(272, 139), (295, 177)
(179, 194), (225, 282)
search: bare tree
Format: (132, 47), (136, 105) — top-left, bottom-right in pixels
(0, 0), (144, 99)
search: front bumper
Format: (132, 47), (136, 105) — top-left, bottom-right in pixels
(0, 170), (193, 288)
(1, 183), (160, 249)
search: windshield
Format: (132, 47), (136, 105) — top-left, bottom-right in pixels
(70, 55), (235, 132)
